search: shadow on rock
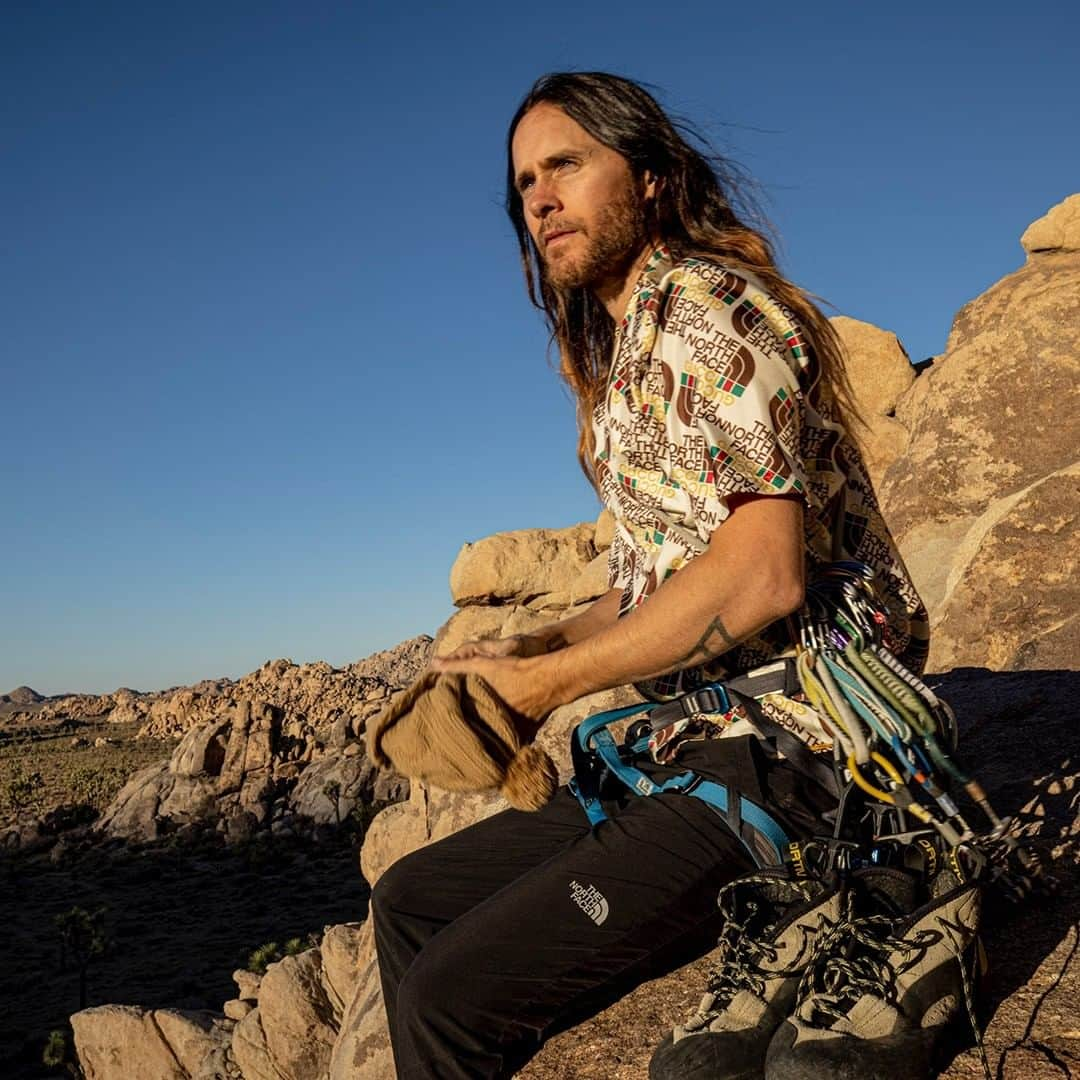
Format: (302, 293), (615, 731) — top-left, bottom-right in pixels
(927, 667), (1080, 1077)
(0, 826), (371, 1079)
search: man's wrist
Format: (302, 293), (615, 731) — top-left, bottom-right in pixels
(529, 645), (598, 710)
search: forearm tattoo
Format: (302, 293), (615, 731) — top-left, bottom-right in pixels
(671, 615), (738, 669)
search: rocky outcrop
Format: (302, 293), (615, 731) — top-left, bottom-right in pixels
(128, 645), (431, 741)
(830, 315), (916, 487)
(3, 636), (434, 738)
(0, 638), (433, 848)
(71, 1005), (234, 1080)
(232, 950), (339, 1080)
(878, 195), (1080, 670)
(349, 636), (433, 687)
(1021, 192), (1080, 255)
(5, 691), (117, 725)
(449, 520), (608, 611)
(94, 696), (408, 845)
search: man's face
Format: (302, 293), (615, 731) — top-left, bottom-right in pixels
(511, 103), (653, 292)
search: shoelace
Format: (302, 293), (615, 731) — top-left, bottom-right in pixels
(683, 875), (820, 1030)
(798, 893), (937, 1023)
(796, 891), (991, 1078)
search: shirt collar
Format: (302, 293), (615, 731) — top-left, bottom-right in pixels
(619, 243), (675, 333)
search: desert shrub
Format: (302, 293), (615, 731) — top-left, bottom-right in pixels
(42, 1028), (66, 1066)
(65, 764), (129, 809)
(2, 760), (45, 816)
(247, 940), (282, 974)
(42, 1026), (82, 1077)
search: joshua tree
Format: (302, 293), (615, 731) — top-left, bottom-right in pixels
(246, 935), (314, 974)
(55, 905), (108, 1010)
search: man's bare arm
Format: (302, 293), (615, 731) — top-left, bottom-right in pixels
(542, 495), (804, 704)
(432, 495), (805, 723)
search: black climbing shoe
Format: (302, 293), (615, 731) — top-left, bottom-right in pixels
(765, 866), (983, 1080)
(649, 868), (842, 1080)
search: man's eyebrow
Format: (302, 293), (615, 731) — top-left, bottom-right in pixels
(514, 148), (589, 191)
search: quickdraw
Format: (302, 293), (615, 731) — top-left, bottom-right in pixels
(796, 561), (1054, 903)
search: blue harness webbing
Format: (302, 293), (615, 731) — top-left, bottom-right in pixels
(567, 688), (792, 868)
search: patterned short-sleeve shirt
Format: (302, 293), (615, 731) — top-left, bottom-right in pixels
(592, 246), (928, 698)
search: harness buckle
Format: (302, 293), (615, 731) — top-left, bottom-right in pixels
(680, 684), (730, 718)
(677, 772), (703, 796)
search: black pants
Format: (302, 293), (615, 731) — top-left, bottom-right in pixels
(371, 736), (833, 1079)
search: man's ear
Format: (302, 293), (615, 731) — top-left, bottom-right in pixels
(642, 169), (663, 202)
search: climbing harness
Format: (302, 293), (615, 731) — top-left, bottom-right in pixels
(567, 660), (843, 869)
(567, 560), (1054, 901)
(568, 686), (793, 868)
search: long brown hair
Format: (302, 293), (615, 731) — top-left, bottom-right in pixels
(505, 72), (859, 483)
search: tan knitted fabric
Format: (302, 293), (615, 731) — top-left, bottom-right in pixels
(366, 672), (559, 811)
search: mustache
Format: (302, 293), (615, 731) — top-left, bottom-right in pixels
(540, 221), (583, 246)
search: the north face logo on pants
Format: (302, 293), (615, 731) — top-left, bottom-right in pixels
(570, 880), (609, 925)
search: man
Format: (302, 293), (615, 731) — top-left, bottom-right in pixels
(371, 72), (927, 1079)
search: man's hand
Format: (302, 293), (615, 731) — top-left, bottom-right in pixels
(426, 590), (625, 738)
(434, 634), (544, 663)
(428, 652), (555, 740)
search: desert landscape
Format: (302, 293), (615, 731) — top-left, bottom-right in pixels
(2, 195), (1077, 1079)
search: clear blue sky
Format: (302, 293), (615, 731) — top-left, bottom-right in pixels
(4, 2), (1078, 696)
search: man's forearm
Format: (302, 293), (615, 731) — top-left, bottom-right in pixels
(534, 499), (805, 706)
(431, 498), (805, 726)
(522, 588), (622, 653)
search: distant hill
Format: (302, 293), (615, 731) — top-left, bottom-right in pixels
(1, 685), (45, 706)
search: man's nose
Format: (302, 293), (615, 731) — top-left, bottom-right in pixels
(526, 176), (561, 221)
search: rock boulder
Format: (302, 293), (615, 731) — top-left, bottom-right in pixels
(880, 195), (1080, 669)
(830, 315), (917, 486)
(1021, 193), (1080, 255)
(449, 522), (599, 608)
(71, 1005), (232, 1080)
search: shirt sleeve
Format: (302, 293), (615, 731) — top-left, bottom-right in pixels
(606, 528), (623, 588)
(653, 268), (810, 519)
(606, 524), (633, 589)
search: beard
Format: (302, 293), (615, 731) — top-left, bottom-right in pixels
(541, 188), (650, 291)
